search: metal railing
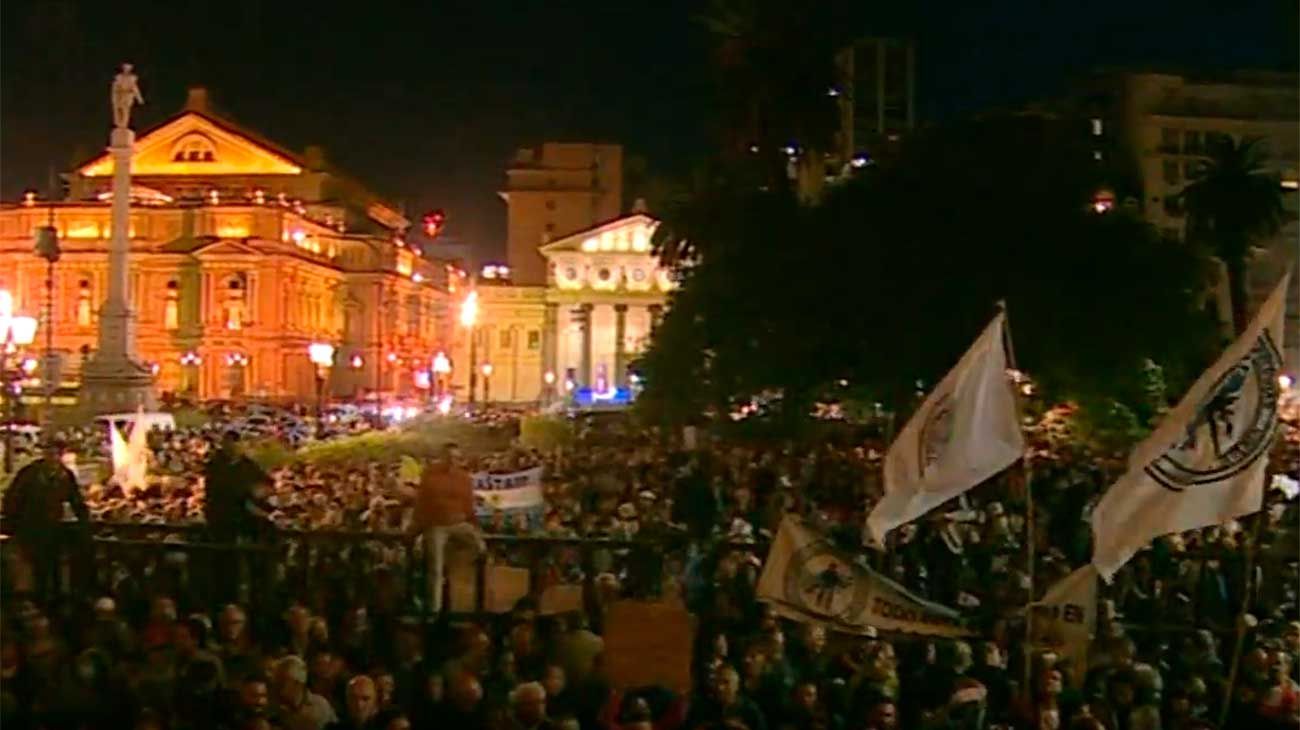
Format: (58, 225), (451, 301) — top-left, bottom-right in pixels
(2, 518), (1294, 635)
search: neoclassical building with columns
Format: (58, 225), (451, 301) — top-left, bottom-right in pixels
(0, 88), (456, 403)
(451, 212), (673, 404)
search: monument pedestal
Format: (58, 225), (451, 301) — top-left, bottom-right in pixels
(79, 124), (156, 415)
(80, 354), (157, 413)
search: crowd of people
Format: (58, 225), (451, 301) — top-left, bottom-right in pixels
(0, 404), (1297, 729)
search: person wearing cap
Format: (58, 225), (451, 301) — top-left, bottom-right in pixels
(2, 439), (88, 601)
(410, 442), (483, 615)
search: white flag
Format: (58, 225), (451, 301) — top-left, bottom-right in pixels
(110, 407), (150, 494)
(866, 312), (1024, 544)
(1092, 275), (1289, 581)
(109, 423), (130, 486)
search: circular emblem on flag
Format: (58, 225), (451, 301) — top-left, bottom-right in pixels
(1145, 333), (1281, 492)
(784, 540), (870, 622)
(918, 393), (955, 479)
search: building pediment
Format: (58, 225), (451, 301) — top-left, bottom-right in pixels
(539, 213), (657, 256)
(77, 111), (305, 178)
(175, 237), (266, 258)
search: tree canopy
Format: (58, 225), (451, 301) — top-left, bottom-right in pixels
(638, 113), (1222, 429)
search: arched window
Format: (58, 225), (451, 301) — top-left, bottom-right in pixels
(164, 280), (180, 330)
(170, 133), (217, 163)
(77, 279), (93, 326)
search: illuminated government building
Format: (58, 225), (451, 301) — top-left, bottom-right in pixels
(0, 88), (670, 407)
(450, 143), (675, 405)
(0, 88), (457, 403)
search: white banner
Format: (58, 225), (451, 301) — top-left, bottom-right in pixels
(758, 517), (972, 637)
(867, 312), (1024, 545)
(1092, 275), (1289, 580)
(1029, 565), (1097, 688)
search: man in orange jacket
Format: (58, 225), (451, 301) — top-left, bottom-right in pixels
(410, 443), (485, 614)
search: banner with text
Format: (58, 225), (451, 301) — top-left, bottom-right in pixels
(473, 467), (545, 527)
(758, 517), (972, 637)
(1029, 565), (1097, 687)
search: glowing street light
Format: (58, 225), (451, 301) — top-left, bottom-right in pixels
(460, 290), (479, 328)
(180, 351), (202, 396)
(309, 342), (336, 416)
(0, 289), (37, 472)
(462, 290), (481, 404)
(432, 350), (452, 402)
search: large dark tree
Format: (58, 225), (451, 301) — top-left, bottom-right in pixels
(696, 0), (856, 190)
(639, 114), (1220, 429)
(1178, 135), (1287, 334)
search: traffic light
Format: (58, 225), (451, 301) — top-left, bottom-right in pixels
(422, 209), (446, 238)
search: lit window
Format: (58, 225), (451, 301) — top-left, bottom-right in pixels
(77, 279), (93, 326)
(527, 330), (540, 350)
(1090, 118), (1103, 136)
(170, 133), (217, 163)
(164, 280), (180, 330)
(224, 276), (246, 330)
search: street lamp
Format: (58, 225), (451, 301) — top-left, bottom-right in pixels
(0, 291), (39, 473)
(460, 291), (479, 404)
(33, 222), (59, 432)
(543, 370), (556, 405)
(308, 342), (335, 418)
(432, 351), (451, 402)
(180, 351), (202, 398)
(481, 362), (494, 404)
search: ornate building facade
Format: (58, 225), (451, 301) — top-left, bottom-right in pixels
(0, 88), (455, 403)
(451, 212), (674, 404)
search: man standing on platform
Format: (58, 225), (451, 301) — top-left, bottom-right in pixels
(411, 443), (484, 615)
(2, 439), (89, 601)
(203, 430), (273, 604)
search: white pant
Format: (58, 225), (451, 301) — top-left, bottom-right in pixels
(424, 521), (485, 613)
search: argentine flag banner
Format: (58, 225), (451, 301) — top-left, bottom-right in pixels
(1092, 275), (1289, 581)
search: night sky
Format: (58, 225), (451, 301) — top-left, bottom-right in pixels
(2, 0), (1294, 259)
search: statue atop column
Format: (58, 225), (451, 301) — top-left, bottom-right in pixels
(111, 63), (144, 129)
(82, 63), (156, 414)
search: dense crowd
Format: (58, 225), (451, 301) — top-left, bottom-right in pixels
(1, 405), (1298, 730)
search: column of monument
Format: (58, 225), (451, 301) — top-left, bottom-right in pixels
(80, 63), (157, 413)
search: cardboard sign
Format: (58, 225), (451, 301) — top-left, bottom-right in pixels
(448, 557), (531, 614)
(485, 566), (531, 614)
(602, 601), (694, 692)
(539, 584), (585, 615)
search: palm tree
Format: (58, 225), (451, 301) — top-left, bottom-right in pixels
(1179, 136), (1286, 334)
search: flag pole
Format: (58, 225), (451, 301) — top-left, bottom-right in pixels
(1218, 508), (1266, 726)
(997, 299), (1035, 692)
